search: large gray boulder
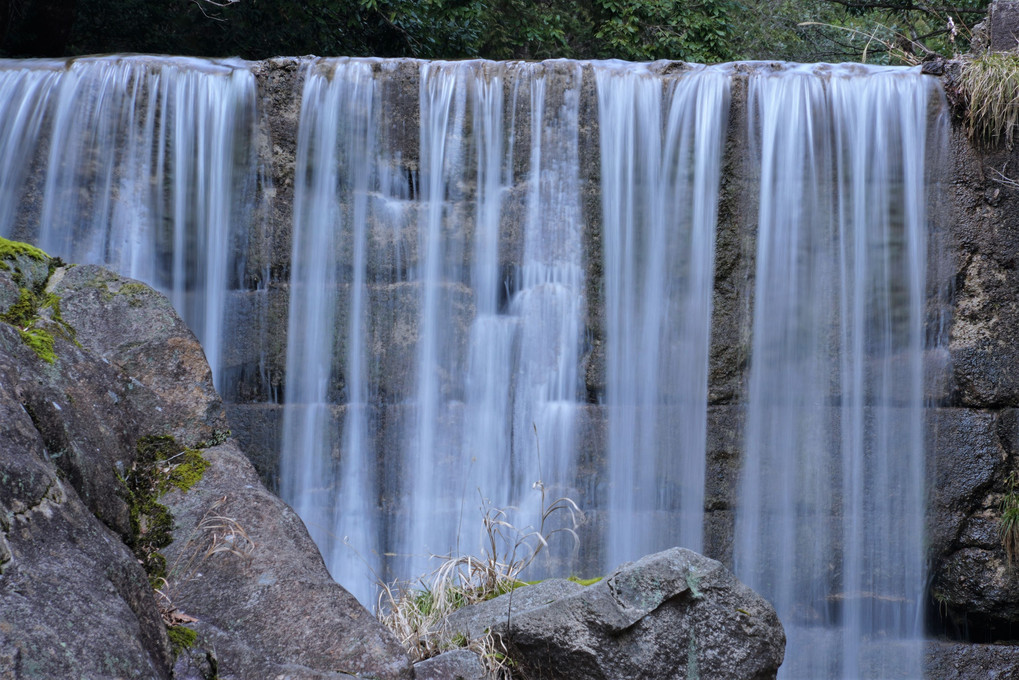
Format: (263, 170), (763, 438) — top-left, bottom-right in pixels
(443, 548), (785, 680)
(0, 248), (173, 678)
(0, 246), (413, 679)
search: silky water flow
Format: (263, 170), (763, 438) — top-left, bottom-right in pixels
(0, 55), (948, 678)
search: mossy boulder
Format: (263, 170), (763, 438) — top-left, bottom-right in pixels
(0, 253), (413, 679)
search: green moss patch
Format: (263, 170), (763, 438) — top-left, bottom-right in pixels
(120, 435), (208, 587)
(17, 327), (56, 364)
(0, 287), (77, 364)
(0, 238), (75, 363)
(0, 236), (48, 263)
(167, 625), (197, 656)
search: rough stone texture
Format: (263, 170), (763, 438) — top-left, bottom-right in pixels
(927, 408), (1006, 565)
(445, 548), (784, 680)
(0, 275), (172, 677)
(413, 649), (488, 680)
(252, 56), (304, 286)
(709, 74), (755, 406)
(928, 57), (1019, 646)
(925, 640), (1019, 679)
(944, 122), (1019, 408)
(160, 440), (413, 680)
(0, 254), (414, 680)
(442, 579), (585, 642)
(225, 402), (285, 489)
(703, 405), (745, 564)
(51, 264), (229, 449)
(988, 1), (1019, 52)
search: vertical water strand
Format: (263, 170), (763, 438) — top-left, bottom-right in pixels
(280, 60), (384, 604)
(155, 63), (258, 385)
(170, 69), (192, 316)
(197, 67), (255, 388)
(597, 64), (728, 565)
(830, 70), (933, 679)
(404, 62), (469, 577)
(734, 64), (939, 679)
(598, 64), (644, 567)
(672, 69), (728, 551)
(107, 65), (159, 282)
(330, 61), (381, 603)
(37, 60), (130, 260)
(0, 64), (62, 239)
(281, 61), (346, 592)
(461, 62), (516, 515)
(735, 68), (839, 679)
(509, 61), (585, 544)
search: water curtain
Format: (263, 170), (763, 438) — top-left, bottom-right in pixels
(0, 56), (948, 678)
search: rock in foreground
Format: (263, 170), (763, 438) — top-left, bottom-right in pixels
(0, 245), (412, 679)
(445, 548), (785, 680)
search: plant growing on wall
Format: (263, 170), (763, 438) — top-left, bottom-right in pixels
(959, 52), (1019, 148)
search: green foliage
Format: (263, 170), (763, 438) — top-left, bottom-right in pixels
(593, 0), (737, 62)
(767, 0), (992, 64)
(960, 52), (1019, 149)
(5, 0), (997, 63)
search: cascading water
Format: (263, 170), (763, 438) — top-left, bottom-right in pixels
(0, 56), (260, 387)
(281, 59), (589, 587)
(278, 58), (394, 605)
(595, 62), (729, 564)
(733, 64), (945, 678)
(0, 54), (953, 679)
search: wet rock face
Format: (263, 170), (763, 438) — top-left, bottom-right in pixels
(926, 110), (1019, 641)
(0, 252), (414, 680)
(442, 548), (785, 680)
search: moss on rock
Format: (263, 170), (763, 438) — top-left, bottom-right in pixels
(167, 625), (198, 656)
(0, 238), (75, 363)
(17, 327), (56, 364)
(0, 236), (48, 263)
(121, 435), (209, 587)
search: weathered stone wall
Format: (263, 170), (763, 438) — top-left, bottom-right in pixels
(215, 52), (1019, 663)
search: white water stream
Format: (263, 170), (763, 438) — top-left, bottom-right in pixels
(733, 64), (943, 678)
(0, 56), (259, 387)
(0, 55), (948, 678)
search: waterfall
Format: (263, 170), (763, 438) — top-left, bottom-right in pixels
(595, 62), (729, 564)
(733, 64), (945, 678)
(0, 55), (952, 678)
(278, 59), (392, 605)
(0, 56), (260, 388)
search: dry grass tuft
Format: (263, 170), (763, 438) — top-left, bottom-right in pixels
(377, 481), (585, 677)
(155, 495), (256, 625)
(961, 53), (1019, 149)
